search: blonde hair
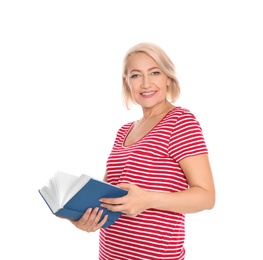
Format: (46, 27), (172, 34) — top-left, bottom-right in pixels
(122, 42), (180, 109)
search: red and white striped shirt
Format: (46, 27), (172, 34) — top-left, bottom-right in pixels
(99, 106), (208, 260)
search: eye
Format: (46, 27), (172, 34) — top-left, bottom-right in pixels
(130, 74), (140, 78)
(151, 71), (160, 76)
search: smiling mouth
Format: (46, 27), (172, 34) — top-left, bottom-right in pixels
(140, 91), (156, 96)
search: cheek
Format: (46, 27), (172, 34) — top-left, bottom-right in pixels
(127, 80), (137, 92)
(157, 79), (168, 90)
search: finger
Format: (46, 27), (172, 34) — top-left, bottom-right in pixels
(78, 208), (93, 225)
(69, 207), (92, 226)
(69, 207), (107, 232)
(85, 209), (109, 232)
(92, 214), (108, 231)
(84, 207), (100, 225)
(75, 207), (99, 230)
(100, 197), (125, 205)
(84, 208), (103, 232)
(92, 209), (104, 226)
(100, 203), (123, 213)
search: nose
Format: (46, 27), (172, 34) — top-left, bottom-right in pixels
(141, 75), (151, 89)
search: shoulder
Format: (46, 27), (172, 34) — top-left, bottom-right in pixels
(119, 121), (134, 130)
(116, 121), (134, 135)
(170, 106), (192, 116)
(165, 106), (197, 122)
(112, 121), (134, 143)
(162, 106), (204, 133)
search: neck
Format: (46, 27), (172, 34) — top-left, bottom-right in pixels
(141, 102), (174, 121)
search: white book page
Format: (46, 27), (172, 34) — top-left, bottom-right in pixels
(39, 186), (59, 212)
(39, 171), (91, 212)
(39, 171), (78, 211)
(55, 171), (79, 205)
(62, 174), (91, 205)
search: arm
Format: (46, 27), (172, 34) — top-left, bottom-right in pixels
(147, 154), (215, 213)
(100, 154), (215, 216)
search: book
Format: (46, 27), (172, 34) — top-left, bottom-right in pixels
(38, 171), (128, 228)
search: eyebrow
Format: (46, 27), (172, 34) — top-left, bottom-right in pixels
(130, 66), (160, 73)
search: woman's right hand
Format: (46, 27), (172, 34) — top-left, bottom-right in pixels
(69, 207), (108, 232)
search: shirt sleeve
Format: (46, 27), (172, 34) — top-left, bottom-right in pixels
(168, 111), (208, 162)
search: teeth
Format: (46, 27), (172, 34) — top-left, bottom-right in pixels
(142, 92), (155, 96)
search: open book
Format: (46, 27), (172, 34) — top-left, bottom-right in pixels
(38, 171), (128, 228)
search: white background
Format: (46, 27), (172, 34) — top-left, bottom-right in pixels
(1, 0), (262, 259)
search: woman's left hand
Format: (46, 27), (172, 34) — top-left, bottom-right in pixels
(100, 183), (149, 217)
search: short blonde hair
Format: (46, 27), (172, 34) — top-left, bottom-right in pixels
(122, 42), (180, 109)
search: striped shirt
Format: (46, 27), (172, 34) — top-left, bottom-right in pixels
(99, 106), (208, 260)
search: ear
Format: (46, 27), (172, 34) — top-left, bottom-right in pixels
(167, 77), (171, 86)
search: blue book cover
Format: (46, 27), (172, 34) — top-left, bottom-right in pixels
(38, 171), (128, 228)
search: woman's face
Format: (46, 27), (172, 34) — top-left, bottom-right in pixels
(126, 52), (170, 109)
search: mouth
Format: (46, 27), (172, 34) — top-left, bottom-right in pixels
(140, 91), (156, 97)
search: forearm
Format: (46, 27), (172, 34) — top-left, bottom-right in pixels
(147, 187), (215, 214)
